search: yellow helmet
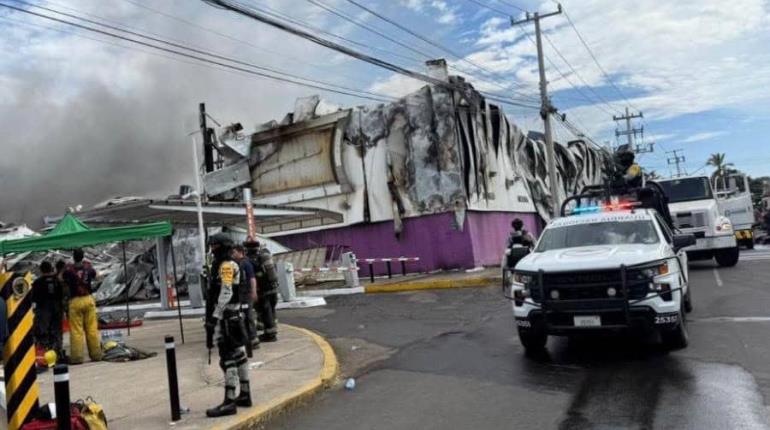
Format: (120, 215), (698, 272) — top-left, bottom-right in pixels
(44, 350), (57, 368)
(103, 340), (119, 351)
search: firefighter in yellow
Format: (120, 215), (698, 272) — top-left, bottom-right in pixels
(62, 249), (103, 364)
(206, 234), (252, 418)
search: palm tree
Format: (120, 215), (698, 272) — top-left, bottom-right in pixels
(707, 153), (734, 190)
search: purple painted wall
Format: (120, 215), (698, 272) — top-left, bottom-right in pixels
(274, 211), (539, 274)
(465, 211), (539, 267)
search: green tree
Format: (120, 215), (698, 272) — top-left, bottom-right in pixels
(707, 153), (734, 190)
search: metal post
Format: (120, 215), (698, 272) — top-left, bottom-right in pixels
(369, 262), (374, 283)
(122, 241), (131, 336)
(165, 336), (181, 422)
(169, 240), (185, 344)
(400, 260), (406, 276)
(190, 135), (207, 308)
(54, 364), (71, 430)
(386, 261), (392, 279)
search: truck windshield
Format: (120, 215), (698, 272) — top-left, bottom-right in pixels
(536, 220), (659, 252)
(658, 177), (713, 203)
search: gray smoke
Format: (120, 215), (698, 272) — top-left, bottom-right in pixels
(0, 0), (363, 227)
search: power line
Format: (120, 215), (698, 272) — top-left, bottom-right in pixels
(491, 0), (528, 13)
(343, 0), (538, 97)
(308, 0), (539, 102)
(118, 0), (379, 89)
(0, 2), (397, 103)
(463, 0), (619, 118)
(463, 0), (514, 17)
(560, 8), (640, 112)
(21, 0), (398, 102)
(201, 0), (541, 110)
(542, 32), (623, 115)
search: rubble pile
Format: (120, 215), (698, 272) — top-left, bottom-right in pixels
(5, 241), (188, 305)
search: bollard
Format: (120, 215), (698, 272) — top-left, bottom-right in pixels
(386, 261), (392, 279)
(53, 365), (71, 430)
(400, 260), (407, 276)
(368, 262), (375, 283)
(165, 336), (181, 422)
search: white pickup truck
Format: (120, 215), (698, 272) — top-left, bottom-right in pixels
(657, 176), (739, 266)
(507, 206), (695, 353)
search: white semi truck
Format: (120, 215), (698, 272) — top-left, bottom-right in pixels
(713, 172), (755, 249)
(657, 176), (740, 267)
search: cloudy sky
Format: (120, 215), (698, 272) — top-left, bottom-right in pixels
(1, 0), (769, 225)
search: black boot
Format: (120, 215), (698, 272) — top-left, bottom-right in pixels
(259, 333), (277, 343)
(206, 397), (237, 418)
(235, 391), (252, 407)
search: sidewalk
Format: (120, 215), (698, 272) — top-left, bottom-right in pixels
(304, 267), (502, 296)
(26, 319), (337, 429)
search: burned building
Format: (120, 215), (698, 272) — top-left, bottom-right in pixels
(205, 60), (609, 272)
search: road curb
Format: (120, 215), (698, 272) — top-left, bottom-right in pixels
(210, 324), (339, 430)
(364, 276), (499, 294)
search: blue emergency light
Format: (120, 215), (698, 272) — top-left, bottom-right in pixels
(570, 201), (638, 215)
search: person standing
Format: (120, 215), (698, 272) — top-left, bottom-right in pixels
(31, 261), (65, 355)
(246, 241), (278, 342)
(206, 234), (251, 418)
(507, 218), (535, 249)
(232, 244), (259, 350)
(62, 249), (102, 364)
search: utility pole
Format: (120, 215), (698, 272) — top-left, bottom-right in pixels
(667, 149), (687, 177)
(634, 142), (655, 154)
(613, 107), (644, 148)
(511, 4), (562, 215)
(199, 103), (215, 173)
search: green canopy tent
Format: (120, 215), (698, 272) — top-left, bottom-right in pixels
(0, 213), (183, 340)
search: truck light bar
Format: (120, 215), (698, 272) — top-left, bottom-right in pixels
(569, 201), (641, 215)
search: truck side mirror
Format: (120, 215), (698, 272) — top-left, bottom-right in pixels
(673, 234), (696, 252)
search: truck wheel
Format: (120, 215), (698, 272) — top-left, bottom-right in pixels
(661, 305), (689, 350)
(684, 288), (693, 313)
(745, 239), (754, 250)
(517, 327), (547, 352)
(715, 246), (739, 267)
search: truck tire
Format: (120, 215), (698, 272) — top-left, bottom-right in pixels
(715, 246), (739, 267)
(684, 288), (693, 313)
(517, 326), (547, 352)
(661, 304), (689, 350)
(745, 239), (754, 250)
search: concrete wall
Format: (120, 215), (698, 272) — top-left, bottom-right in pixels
(274, 210), (539, 275)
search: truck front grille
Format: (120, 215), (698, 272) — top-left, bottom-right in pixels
(530, 270), (649, 302)
(673, 211), (707, 229)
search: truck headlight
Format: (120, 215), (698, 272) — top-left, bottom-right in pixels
(512, 272), (533, 286)
(715, 217), (732, 233)
(640, 261), (669, 278)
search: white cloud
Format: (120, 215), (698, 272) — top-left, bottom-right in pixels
(368, 74), (426, 98)
(460, 0), (770, 139)
(681, 131), (727, 143)
(399, 0), (460, 25)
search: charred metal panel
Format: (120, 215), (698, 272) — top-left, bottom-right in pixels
(203, 159), (251, 196)
(250, 110), (351, 196)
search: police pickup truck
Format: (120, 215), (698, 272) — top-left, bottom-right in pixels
(506, 203), (696, 352)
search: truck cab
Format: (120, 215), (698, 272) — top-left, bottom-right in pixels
(713, 172), (755, 249)
(657, 176), (739, 266)
(507, 205), (695, 353)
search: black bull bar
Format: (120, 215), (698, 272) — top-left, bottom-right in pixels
(503, 258), (684, 330)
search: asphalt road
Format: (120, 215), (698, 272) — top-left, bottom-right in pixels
(275, 248), (770, 430)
